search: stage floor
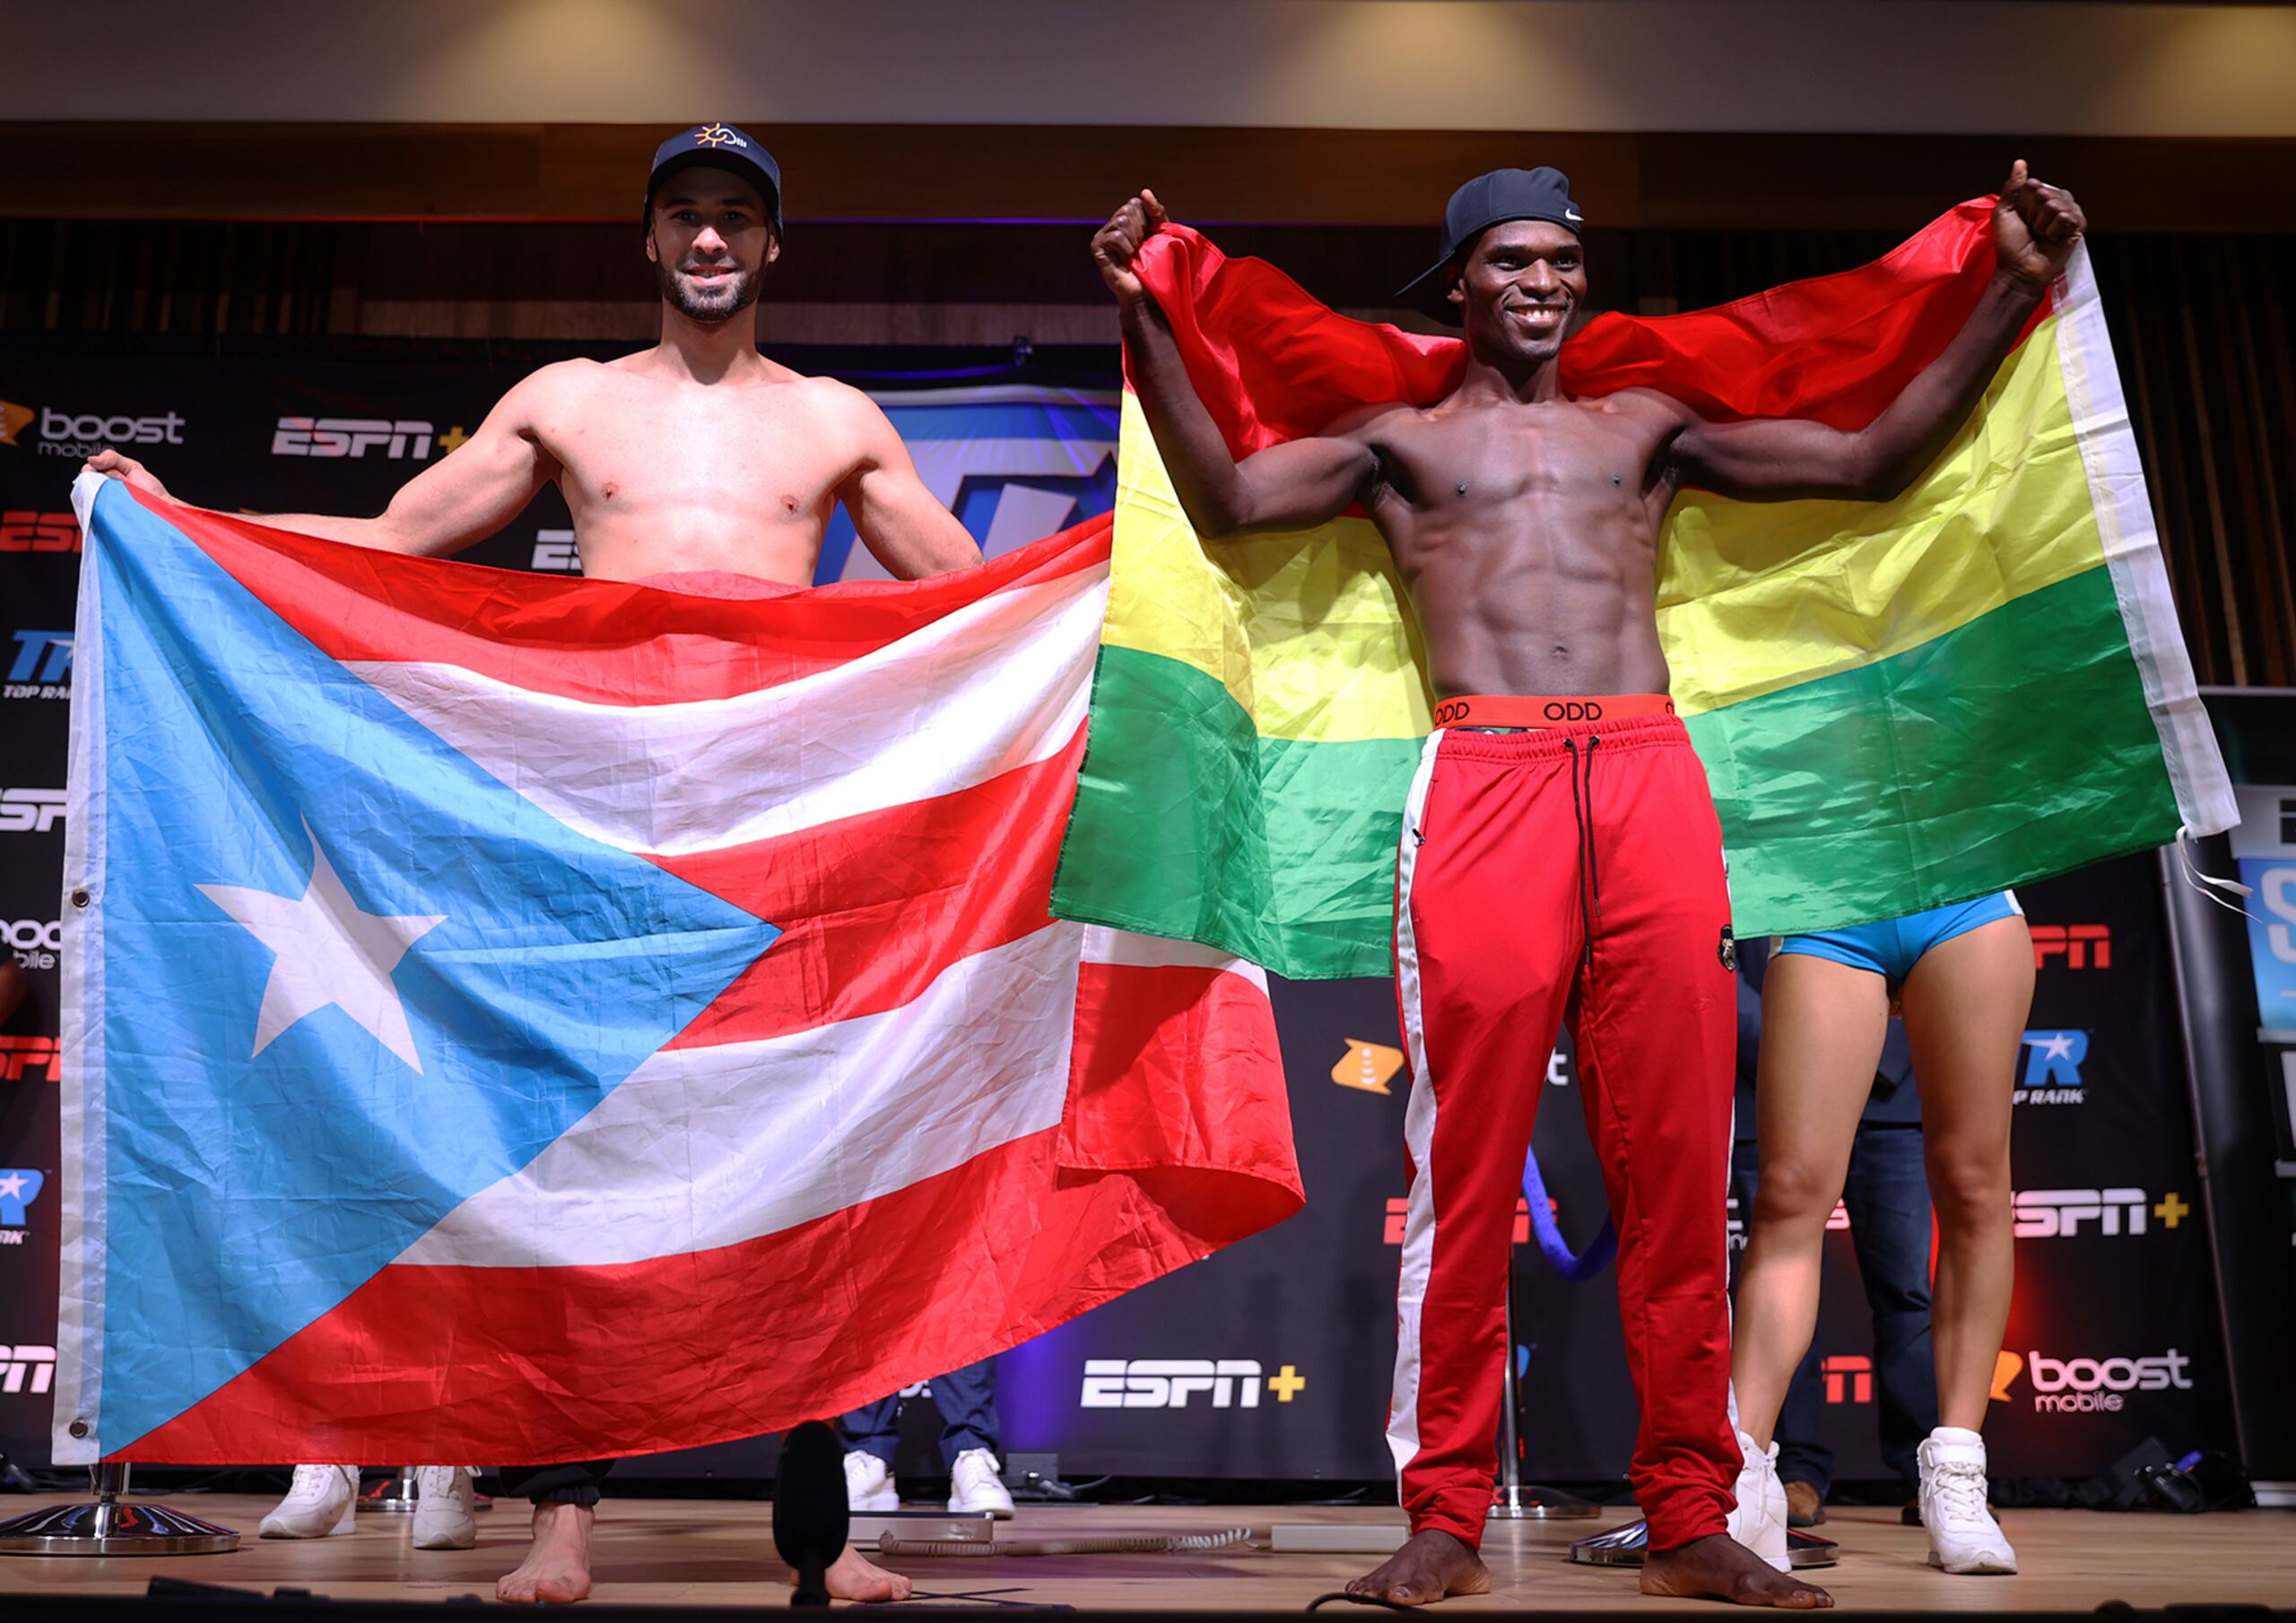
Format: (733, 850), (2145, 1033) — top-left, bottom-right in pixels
(1, 1496), (2292, 1610)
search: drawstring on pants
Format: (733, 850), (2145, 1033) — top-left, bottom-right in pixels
(1563, 734), (1605, 966)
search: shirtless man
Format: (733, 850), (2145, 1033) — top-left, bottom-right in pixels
(1093, 162), (2083, 1607)
(89, 121), (979, 1606)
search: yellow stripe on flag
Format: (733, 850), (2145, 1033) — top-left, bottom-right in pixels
(1657, 314), (2104, 716)
(1106, 394), (1431, 743)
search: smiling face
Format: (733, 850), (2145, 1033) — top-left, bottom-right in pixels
(1447, 219), (1586, 368)
(644, 164), (778, 324)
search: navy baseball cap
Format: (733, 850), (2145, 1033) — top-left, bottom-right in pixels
(1397, 168), (1583, 325)
(644, 123), (783, 239)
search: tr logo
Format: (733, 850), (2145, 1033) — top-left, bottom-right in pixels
(0, 1169), (42, 1229)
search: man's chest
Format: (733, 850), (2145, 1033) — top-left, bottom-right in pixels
(539, 390), (859, 512)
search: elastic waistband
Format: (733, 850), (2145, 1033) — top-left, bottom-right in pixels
(1431, 706), (1690, 762)
(1431, 693), (1676, 731)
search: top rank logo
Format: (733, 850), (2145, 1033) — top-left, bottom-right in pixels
(4, 630), (71, 700)
(0, 1169), (43, 1245)
(2016, 1029), (2089, 1105)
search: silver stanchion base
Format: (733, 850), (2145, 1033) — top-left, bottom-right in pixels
(1570, 1518), (1838, 1568)
(1488, 1486), (1602, 1521)
(0, 1497), (240, 1556)
(359, 1468), (493, 1515)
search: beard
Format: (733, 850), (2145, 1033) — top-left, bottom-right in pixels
(654, 255), (762, 324)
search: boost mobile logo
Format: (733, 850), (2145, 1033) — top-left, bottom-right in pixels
(2, 401), (186, 456)
(1991, 1348), (2193, 1414)
(1080, 1359), (1306, 1410)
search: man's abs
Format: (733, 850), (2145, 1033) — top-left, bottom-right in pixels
(1396, 539), (1672, 699)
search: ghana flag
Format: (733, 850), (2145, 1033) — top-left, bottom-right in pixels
(1051, 202), (2235, 980)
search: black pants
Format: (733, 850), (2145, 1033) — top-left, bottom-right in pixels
(495, 1461), (614, 1507)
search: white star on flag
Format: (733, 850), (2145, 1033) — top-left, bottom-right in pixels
(197, 823), (445, 1072)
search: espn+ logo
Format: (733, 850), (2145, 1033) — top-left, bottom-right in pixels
(1992, 1349), (2193, 1414)
(273, 419), (439, 460)
(1080, 1358), (1307, 1410)
(0, 1344), (55, 1396)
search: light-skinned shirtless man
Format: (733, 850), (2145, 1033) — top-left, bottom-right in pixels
(90, 120), (981, 1607)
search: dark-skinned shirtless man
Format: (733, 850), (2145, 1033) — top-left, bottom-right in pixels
(88, 122), (980, 1608)
(1093, 162), (2083, 1607)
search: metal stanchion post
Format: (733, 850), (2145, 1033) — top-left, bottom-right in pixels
(0, 1461), (240, 1555)
(1488, 1270), (1597, 1521)
(362, 1466), (420, 1514)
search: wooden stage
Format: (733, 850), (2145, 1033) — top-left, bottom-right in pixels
(1, 1495), (2292, 1613)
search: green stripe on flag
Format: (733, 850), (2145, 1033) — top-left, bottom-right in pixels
(1699, 566), (2181, 937)
(1055, 644), (1419, 980)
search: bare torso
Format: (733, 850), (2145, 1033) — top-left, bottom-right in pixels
(528, 354), (865, 585)
(1352, 388), (1681, 699)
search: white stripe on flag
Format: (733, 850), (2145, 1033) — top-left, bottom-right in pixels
(349, 564), (1109, 856)
(1080, 924), (1270, 990)
(396, 923), (1084, 1269)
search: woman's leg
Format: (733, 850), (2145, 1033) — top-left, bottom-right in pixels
(1731, 953), (1890, 1451)
(1896, 915), (2033, 1433)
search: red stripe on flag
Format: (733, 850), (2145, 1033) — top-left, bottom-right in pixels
(114, 963), (1299, 1464)
(656, 731), (1085, 1046)
(1134, 203), (2050, 449)
(148, 495), (1112, 706)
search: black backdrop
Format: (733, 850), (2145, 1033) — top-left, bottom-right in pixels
(0, 343), (2230, 1488)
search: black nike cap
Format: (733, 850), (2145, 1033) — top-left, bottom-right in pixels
(1397, 168), (1583, 325)
(644, 122), (783, 240)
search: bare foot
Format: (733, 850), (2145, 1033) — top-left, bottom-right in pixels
(1643, 1533), (1831, 1608)
(497, 1502), (595, 1604)
(823, 1541), (912, 1602)
(1346, 1529), (1492, 1606)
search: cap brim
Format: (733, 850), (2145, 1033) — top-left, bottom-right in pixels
(1395, 256), (1464, 326)
(646, 151), (784, 236)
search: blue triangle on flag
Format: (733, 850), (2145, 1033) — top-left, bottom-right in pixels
(77, 483), (778, 1454)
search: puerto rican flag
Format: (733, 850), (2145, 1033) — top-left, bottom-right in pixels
(56, 473), (1299, 1466)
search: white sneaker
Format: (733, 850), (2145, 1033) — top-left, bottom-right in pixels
(947, 1448), (1014, 1519)
(844, 1450), (900, 1513)
(258, 1463), (359, 1539)
(1724, 1430), (1789, 1572)
(1919, 1427), (2016, 1573)
(411, 1465), (478, 1549)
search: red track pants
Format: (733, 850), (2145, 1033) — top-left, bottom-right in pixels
(1387, 709), (1738, 1552)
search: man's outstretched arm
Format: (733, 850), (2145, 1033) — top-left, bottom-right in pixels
(84, 368), (560, 556)
(1668, 162), (2086, 505)
(1095, 191), (1378, 537)
(830, 384), (985, 579)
